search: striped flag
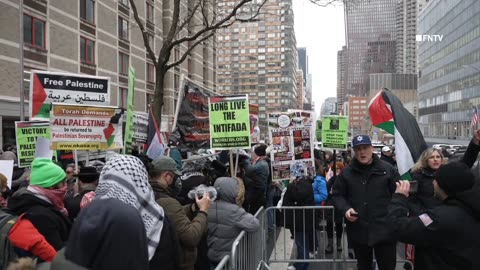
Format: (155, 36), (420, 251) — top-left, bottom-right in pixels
(368, 88), (428, 179)
(471, 106), (478, 127)
(146, 105), (165, 160)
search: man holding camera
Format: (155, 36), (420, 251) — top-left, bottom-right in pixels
(149, 156), (211, 270)
(332, 135), (399, 270)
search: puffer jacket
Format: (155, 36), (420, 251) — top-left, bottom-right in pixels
(332, 155), (398, 246)
(207, 177), (260, 263)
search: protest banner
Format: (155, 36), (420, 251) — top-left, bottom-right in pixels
(133, 113), (148, 143)
(30, 70), (110, 120)
(15, 121), (52, 167)
(268, 110), (315, 181)
(123, 66), (135, 154)
(171, 79), (214, 150)
(249, 104), (260, 144)
(50, 104), (124, 150)
(321, 115), (348, 150)
(209, 95), (251, 149)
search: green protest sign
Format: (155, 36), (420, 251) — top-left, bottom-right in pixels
(124, 66), (135, 154)
(15, 121), (51, 167)
(209, 95), (251, 149)
(321, 115), (348, 150)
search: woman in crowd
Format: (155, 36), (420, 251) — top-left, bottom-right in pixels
(325, 161), (345, 253)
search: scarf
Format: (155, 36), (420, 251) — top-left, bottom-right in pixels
(28, 185), (68, 217)
(94, 155), (164, 260)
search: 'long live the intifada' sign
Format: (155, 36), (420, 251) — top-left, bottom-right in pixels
(30, 71), (110, 120)
(208, 95), (251, 150)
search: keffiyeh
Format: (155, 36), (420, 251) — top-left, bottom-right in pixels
(95, 155), (164, 260)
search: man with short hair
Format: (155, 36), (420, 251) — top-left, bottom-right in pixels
(332, 135), (398, 270)
(388, 162), (480, 269)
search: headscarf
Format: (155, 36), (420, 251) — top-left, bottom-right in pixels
(94, 155), (164, 260)
(65, 198), (149, 270)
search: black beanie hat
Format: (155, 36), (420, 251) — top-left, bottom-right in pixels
(435, 162), (475, 195)
(254, 144), (267, 157)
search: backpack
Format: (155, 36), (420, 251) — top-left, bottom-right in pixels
(0, 210), (19, 269)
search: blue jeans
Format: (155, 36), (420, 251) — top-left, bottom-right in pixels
(294, 232), (310, 270)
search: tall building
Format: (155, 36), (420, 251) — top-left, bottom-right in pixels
(320, 97), (337, 116)
(296, 69), (304, 109)
(344, 0), (397, 97)
(304, 73), (313, 111)
(0, 0), (216, 146)
(369, 73), (418, 113)
(216, 0), (298, 126)
(395, 0), (417, 74)
(337, 46), (347, 113)
(297, 47), (307, 84)
(417, 0), (480, 145)
(346, 96), (368, 135)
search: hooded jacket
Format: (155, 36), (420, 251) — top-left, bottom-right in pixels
(207, 177), (260, 263)
(332, 154), (398, 246)
(313, 175), (328, 206)
(387, 185), (480, 270)
(7, 188), (71, 251)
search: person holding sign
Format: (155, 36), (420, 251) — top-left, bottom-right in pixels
(332, 135), (399, 270)
(242, 144), (270, 215)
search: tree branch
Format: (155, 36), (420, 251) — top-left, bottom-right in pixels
(168, 0), (252, 50)
(165, 32), (215, 71)
(128, 0), (157, 66)
(176, 1), (202, 36)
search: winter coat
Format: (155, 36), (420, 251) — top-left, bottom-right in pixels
(36, 249), (88, 270)
(64, 188), (97, 222)
(409, 140), (480, 215)
(207, 177), (260, 263)
(332, 155), (398, 246)
(177, 173), (208, 205)
(283, 178), (315, 233)
(380, 154), (396, 167)
(152, 181), (208, 270)
(243, 158), (270, 193)
(387, 186), (480, 270)
(8, 188), (71, 251)
(313, 175), (328, 206)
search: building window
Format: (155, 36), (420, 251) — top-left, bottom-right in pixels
(119, 52), (129, 75)
(119, 0), (129, 7)
(80, 37), (95, 64)
(118, 17), (129, 40)
(80, 0), (95, 24)
(147, 63), (155, 82)
(146, 2), (154, 23)
(146, 93), (154, 111)
(119, 87), (128, 108)
(23, 14), (45, 49)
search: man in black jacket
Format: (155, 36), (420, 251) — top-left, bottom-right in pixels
(332, 135), (398, 270)
(387, 162), (480, 270)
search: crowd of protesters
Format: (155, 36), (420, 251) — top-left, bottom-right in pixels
(0, 128), (478, 270)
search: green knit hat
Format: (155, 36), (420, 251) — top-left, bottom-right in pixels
(30, 158), (66, 188)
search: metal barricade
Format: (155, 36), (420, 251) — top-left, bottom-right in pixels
(214, 255), (231, 270)
(263, 206), (414, 270)
(231, 206), (265, 270)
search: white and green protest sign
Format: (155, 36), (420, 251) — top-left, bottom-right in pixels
(209, 95), (251, 149)
(15, 121), (51, 167)
(124, 66), (135, 154)
(321, 115), (348, 150)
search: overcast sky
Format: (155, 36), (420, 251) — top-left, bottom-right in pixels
(292, 0), (345, 116)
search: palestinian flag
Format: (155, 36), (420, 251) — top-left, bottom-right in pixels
(146, 105), (165, 160)
(368, 88), (427, 179)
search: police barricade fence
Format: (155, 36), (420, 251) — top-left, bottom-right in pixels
(264, 206), (414, 270)
(230, 206), (265, 270)
(214, 255), (231, 270)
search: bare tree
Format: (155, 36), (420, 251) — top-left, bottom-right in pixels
(128, 0), (267, 124)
